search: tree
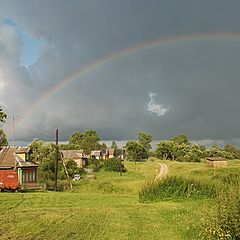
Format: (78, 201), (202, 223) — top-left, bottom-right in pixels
(224, 144), (240, 159)
(171, 134), (189, 145)
(101, 142), (108, 150)
(206, 145), (235, 159)
(68, 129), (101, 153)
(81, 129), (101, 154)
(155, 140), (175, 160)
(125, 140), (148, 161)
(69, 131), (83, 148)
(111, 140), (118, 149)
(0, 107), (7, 123)
(155, 140), (204, 162)
(0, 129), (8, 146)
(65, 159), (80, 178)
(137, 132), (153, 151)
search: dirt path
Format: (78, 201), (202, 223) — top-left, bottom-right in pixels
(155, 163), (168, 180)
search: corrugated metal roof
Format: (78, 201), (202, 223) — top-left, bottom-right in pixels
(60, 150), (84, 159)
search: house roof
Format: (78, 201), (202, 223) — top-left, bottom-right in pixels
(0, 147), (17, 168)
(16, 147), (30, 154)
(206, 157), (228, 162)
(16, 155), (38, 168)
(0, 146), (37, 169)
(60, 150), (84, 159)
(91, 150), (102, 156)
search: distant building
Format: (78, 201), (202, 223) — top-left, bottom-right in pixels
(206, 157), (228, 168)
(102, 148), (116, 160)
(60, 150), (87, 168)
(90, 150), (102, 160)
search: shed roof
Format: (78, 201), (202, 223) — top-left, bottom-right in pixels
(206, 157), (228, 162)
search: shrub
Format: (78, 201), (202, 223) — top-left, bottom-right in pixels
(139, 176), (215, 203)
(201, 186), (240, 240)
(87, 158), (103, 172)
(201, 175), (240, 240)
(103, 158), (126, 172)
(97, 181), (115, 193)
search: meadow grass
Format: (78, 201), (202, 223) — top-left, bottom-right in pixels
(0, 159), (239, 239)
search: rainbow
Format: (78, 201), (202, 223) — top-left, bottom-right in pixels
(21, 32), (240, 121)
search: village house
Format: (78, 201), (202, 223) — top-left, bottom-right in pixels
(60, 150), (88, 168)
(0, 146), (38, 190)
(102, 148), (116, 160)
(90, 150), (102, 160)
(206, 157), (228, 168)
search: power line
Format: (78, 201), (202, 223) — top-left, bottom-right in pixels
(4, 109), (55, 134)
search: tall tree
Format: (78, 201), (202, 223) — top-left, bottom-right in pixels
(111, 140), (118, 149)
(69, 131), (83, 148)
(0, 107), (7, 123)
(137, 132), (153, 151)
(171, 134), (189, 145)
(101, 142), (108, 150)
(0, 129), (8, 146)
(125, 140), (148, 161)
(80, 130), (101, 154)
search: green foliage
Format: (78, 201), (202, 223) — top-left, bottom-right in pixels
(0, 107), (7, 123)
(201, 186), (240, 240)
(139, 176), (215, 203)
(224, 144), (240, 159)
(69, 131), (84, 149)
(111, 140), (118, 149)
(29, 139), (53, 163)
(65, 159), (80, 178)
(103, 158), (126, 172)
(87, 158), (102, 172)
(171, 134), (190, 145)
(206, 145), (235, 159)
(155, 140), (204, 162)
(68, 129), (101, 154)
(137, 131), (153, 151)
(37, 148), (56, 182)
(0, 129), (8, 146)
(125, 140), (148, 161)
(101, 142), (108, 150)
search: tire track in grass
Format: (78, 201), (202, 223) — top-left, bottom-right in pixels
(9, 193), (25, 210)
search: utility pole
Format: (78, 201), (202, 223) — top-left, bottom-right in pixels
(12, 117), (16, 146)
(54, 129), (59, 191)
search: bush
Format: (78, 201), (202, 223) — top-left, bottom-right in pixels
(87, 158), (103, 172)
(103, 158), (126, 172)
(201, 186), (240, 240)
(201, 175), (240, 240)
(97, 181), (115, 193)
(139, 176), (215, 203)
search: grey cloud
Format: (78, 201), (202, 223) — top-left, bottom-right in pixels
(0, 1), (240, 144)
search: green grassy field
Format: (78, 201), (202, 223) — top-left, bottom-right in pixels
(0, 160), (239, 240)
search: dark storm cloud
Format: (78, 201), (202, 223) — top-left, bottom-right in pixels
(1, 0), (240, 144)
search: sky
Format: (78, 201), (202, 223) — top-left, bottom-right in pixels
(0, 0), (240, 145)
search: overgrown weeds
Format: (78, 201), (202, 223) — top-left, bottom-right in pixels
(139, 176), (215, 202)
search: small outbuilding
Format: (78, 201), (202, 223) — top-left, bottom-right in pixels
(206, 157), (228, 168)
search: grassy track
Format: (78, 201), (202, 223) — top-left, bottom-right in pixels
(0, 160), (239, 240)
